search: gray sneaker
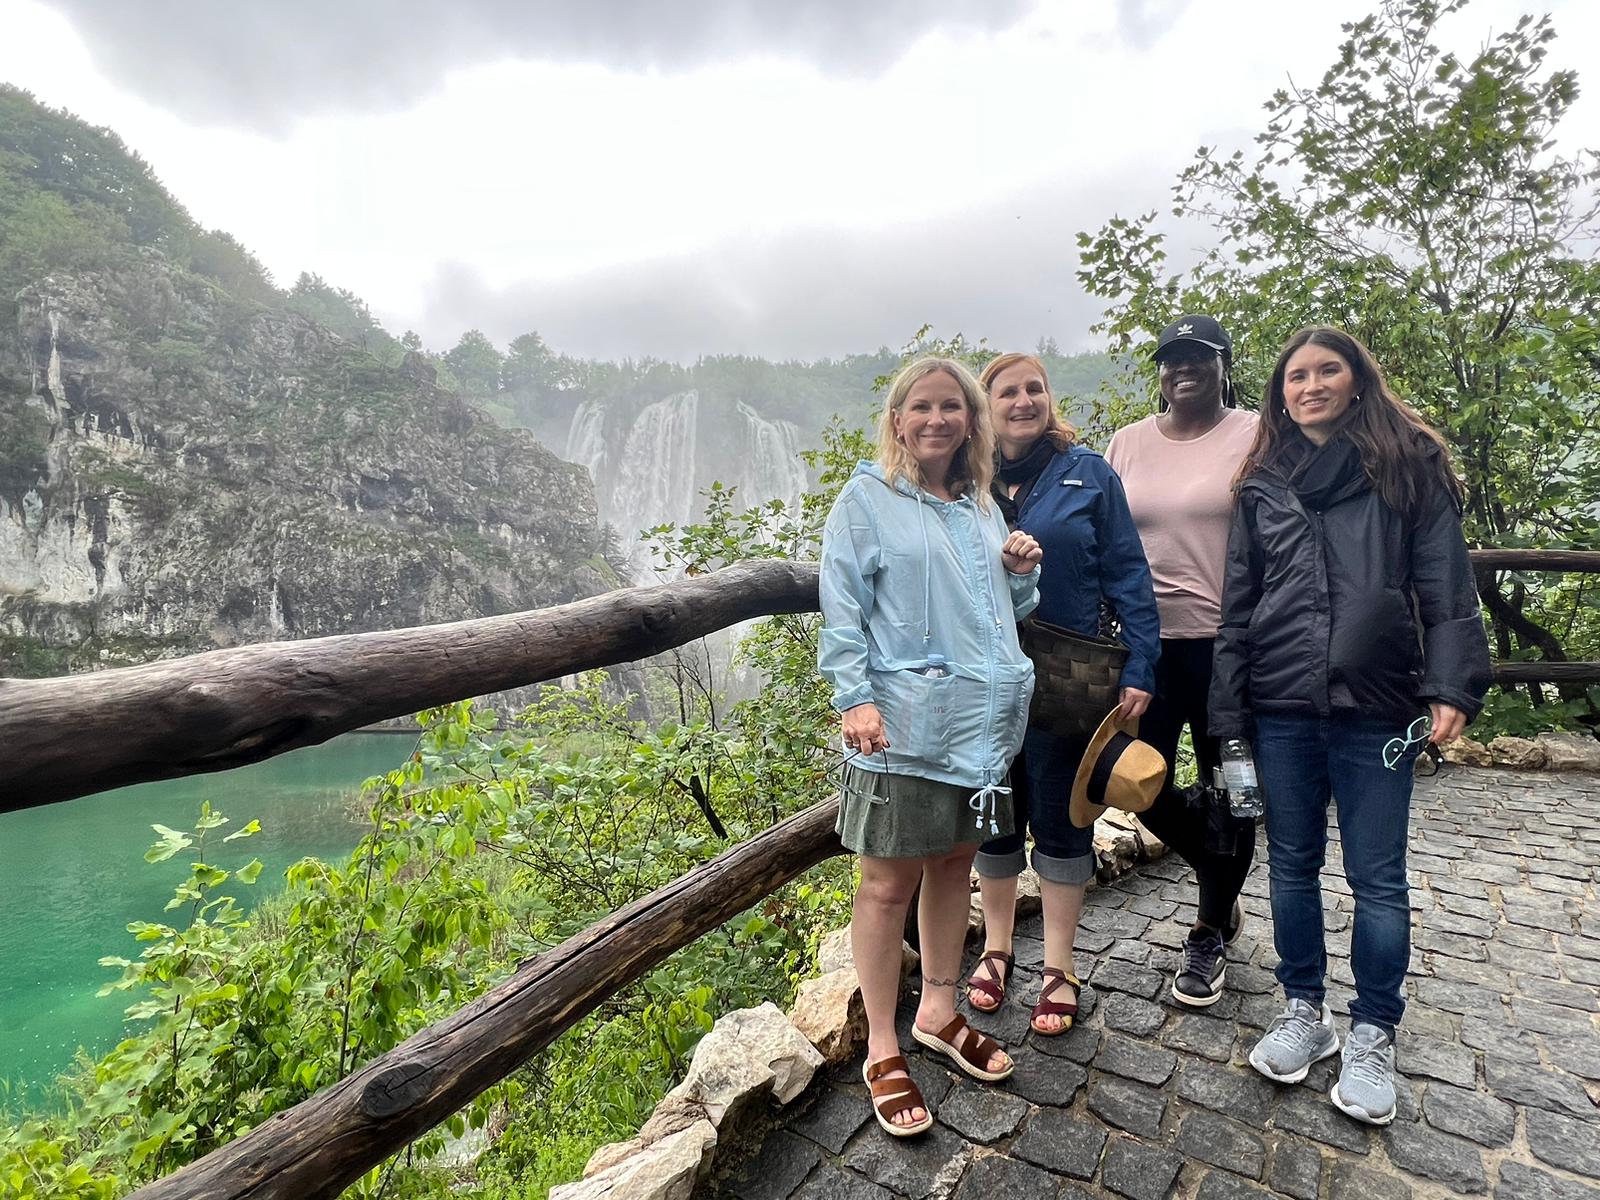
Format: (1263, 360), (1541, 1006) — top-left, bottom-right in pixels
(1331, 1023), (1397, 1125)
(1249, 999), (1340, 1083)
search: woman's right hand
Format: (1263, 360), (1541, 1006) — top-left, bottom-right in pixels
(1001, 530), (1043, 574)
(841, 703), (889, 756)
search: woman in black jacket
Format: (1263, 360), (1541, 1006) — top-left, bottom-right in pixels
(1210, 326), (1491, 1127)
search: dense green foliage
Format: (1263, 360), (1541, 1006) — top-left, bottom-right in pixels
(0, 85), (277, 330)
(1, 686), (851, 1198)
(1075, 0), (1600, 733)
(284, 274), (406, 365)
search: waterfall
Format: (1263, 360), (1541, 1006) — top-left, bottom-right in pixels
(736, 402), (810, 520)
(562, 391), (813, 582)
(564, 398), (609, 483)
(612, 392), (700, 578)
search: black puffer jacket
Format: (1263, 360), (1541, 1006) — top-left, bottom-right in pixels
(1209, 438), (1492, 737)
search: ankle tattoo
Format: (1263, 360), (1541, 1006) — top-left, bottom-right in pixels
(921, 974), (959, 989)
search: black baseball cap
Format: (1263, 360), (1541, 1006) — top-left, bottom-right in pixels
(1152, 315), (1232, 364)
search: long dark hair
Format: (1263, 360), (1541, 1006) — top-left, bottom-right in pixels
(1237, 326), (1463, 515)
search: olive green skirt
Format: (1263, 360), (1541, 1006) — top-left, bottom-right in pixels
(836, 763), (1017, 859)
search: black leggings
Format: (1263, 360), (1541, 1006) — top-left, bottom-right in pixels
(1136, 636), (1256, 931)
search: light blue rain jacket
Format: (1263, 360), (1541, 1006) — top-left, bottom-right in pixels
(818, 463), (1040, 830)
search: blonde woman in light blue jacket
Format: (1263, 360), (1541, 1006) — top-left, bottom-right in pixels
(819, 356), (1042, 1137)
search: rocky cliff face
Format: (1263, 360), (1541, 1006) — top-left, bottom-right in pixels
(0, 256), (613, 675)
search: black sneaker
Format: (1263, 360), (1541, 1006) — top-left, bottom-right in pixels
(1173, 927), (1227, 1007)
(1223, 898), (1245, 946)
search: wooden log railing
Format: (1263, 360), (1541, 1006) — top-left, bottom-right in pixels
(4, 550), (1596, 815)
(1469, 548), (1600, 688)
(0, 559), (820, 813)
(2, 551), (1598, 1197)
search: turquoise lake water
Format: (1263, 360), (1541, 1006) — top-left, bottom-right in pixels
(0, 733), (413, 1101)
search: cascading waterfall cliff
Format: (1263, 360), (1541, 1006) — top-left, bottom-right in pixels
(568, 390), (812, 580)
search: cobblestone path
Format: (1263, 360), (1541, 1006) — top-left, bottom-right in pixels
(710, 768), (1600, 1200)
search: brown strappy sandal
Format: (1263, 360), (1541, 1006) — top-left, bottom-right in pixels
(1031, 968), (1080, 1036)
(862, 1054), (934, 1137)
(912, 1014), (1014, 1082)
(966, 949), (1014, 1013)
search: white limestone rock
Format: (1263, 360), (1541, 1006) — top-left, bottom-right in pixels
(789, 967), (866, 1064)
(1535, 732), (1600, 771)
(550, 1120), (715, 1200)
(582, 1138), (642, 1178)
(1014, 866), (1043, 916)
(1443, 736), (1493, 767)
(1090, 811), (1167, 882)
(817, 927), (917, 977)
(643, 1002), (823, 1138)
(1489, 736), (1548, 770)
(817, 927), (852, 974)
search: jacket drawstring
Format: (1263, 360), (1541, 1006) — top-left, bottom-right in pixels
(916, 493), (932, 645)
(968, 780), (1010, 836)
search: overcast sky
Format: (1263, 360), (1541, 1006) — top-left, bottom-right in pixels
(2, 0), (1595, 362)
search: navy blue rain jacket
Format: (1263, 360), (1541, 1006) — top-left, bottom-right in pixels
(1014, 445), (1161, 694)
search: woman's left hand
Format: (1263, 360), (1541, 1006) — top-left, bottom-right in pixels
(1118, 687), (1152, 721)
(1429, 702), (1467, 746)
(1001, 531), (1043, 574)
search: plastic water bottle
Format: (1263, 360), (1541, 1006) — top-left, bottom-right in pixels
(922, 654), (950, 678)
(1220, 739), (1264, 819)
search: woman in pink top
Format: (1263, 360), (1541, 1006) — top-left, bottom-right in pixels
(1104, 314), (1259, 1009)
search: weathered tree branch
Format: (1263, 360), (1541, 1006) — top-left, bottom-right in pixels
(0, 560), (820, 812)
(1491, 662), (1600, 685)
(126, 796), (845, 1200)
(1467, 549), (1600, 573)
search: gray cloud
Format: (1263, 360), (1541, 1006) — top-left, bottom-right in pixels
(1112, 0), (1194, 50)
(399, 170), (1173, 364)
(43, 0), (1033, 131)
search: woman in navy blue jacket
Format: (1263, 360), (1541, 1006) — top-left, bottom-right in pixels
(966, 352), (1160, 1034)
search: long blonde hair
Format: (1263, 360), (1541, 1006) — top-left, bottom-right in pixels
(978, 352), (1077, 452)
(876, 357), (996, 507)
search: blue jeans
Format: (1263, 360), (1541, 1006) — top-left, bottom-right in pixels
(1254, 713), (1418, 1036)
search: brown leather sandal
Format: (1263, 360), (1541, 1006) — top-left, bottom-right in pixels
(912, 1014), (1014, 1082)
(1030, 968), (1080, 1036)
(863, 1054), (933, 1137)
(966, 950), (1014, 1013)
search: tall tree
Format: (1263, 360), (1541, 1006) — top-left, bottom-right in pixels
(502, 331), (553, 393)
(1078, 0), (1600, 697)
(443, 329), (505, 396)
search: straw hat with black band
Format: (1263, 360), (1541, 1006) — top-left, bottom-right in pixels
(1070, 705), (1168, 829)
